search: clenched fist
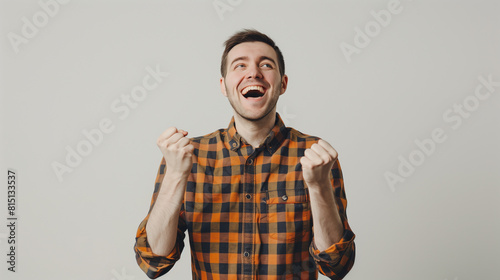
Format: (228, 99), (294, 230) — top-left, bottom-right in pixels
(300, 139), (338, 187)
(157, 127), (194, 177)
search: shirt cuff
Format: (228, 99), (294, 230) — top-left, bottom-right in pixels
(309, 229), (355, 264)
(136, 224), (182, 260)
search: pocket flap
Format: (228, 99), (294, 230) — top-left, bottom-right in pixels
(266, 188), (309, 204)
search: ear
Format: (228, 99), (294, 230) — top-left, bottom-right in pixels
(279, 74), (288, 96)
(220, 77), (228, 97)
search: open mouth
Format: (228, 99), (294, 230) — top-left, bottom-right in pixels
(241, 85), (266, 99)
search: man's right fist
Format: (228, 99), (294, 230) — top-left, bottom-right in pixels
(156, 127), (194, 176)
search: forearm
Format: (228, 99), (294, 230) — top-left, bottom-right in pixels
(308, 179), (344, 251)
(303, 153), (355, 278)
(145, 172), (187, 256)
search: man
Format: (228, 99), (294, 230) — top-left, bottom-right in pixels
(134, 29), (355, 280)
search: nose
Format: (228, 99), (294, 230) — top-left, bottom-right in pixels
(246, 63), (263, 79)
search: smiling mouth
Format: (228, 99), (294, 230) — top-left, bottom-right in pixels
(241, 85), (266, 99)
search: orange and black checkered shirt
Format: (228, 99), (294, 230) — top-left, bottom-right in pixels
(134, 113), (355, 280)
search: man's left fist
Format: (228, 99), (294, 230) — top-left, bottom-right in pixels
(300, 139), (338, 186)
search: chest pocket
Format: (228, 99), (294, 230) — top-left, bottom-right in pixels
(263, 188), (312, 243)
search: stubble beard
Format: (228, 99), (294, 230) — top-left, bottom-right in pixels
(225, 85), (279, 122)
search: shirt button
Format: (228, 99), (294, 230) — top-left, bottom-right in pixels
(247, 158), (253, 165)
(281, 194), (288, 201)
(232, 142), (237, 147)
(243, 251), (250, 258)
(245, 194), (252, 200)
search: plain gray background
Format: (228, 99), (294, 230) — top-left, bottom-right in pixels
(1, 0), (499, 279)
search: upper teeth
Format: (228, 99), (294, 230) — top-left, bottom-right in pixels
(242, 85), (265, 95)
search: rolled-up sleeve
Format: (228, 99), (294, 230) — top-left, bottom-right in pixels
(134, 213), (186, 279)
(309, 159), (356, 279)
(133, 157), (188, 279)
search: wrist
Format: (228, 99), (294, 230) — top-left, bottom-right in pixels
(307, 181), (337, 203)
(164, 170), (190, 182)
(305, 179), (331, 191)
(159, 171), (189, 198)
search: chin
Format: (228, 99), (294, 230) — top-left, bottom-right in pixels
(240, 110), (273, 122)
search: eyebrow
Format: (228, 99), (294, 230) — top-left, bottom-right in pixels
(230, 56), (277, 67)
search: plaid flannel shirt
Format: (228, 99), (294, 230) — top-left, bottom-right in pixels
(134, 113), (355, 279)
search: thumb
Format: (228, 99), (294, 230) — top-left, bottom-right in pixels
(178, 129), (189, 137)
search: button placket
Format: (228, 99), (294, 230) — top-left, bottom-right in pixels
(242, 152), (256, 277)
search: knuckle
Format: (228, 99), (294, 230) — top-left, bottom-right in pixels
(165, 127), (176, 137)
(166, 143), (177, 151)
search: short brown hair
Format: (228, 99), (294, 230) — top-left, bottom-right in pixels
(220, 29), (285, 78)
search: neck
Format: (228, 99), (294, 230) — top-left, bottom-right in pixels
(233, 111), (276, 148)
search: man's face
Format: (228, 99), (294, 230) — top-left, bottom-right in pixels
(220, 41), (288, 122)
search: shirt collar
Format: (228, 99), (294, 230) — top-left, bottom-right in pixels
(226, 113), (288, 154)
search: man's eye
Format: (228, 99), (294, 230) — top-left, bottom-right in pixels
(261, 63), (273, 68)
(235, 64), (245, 69)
